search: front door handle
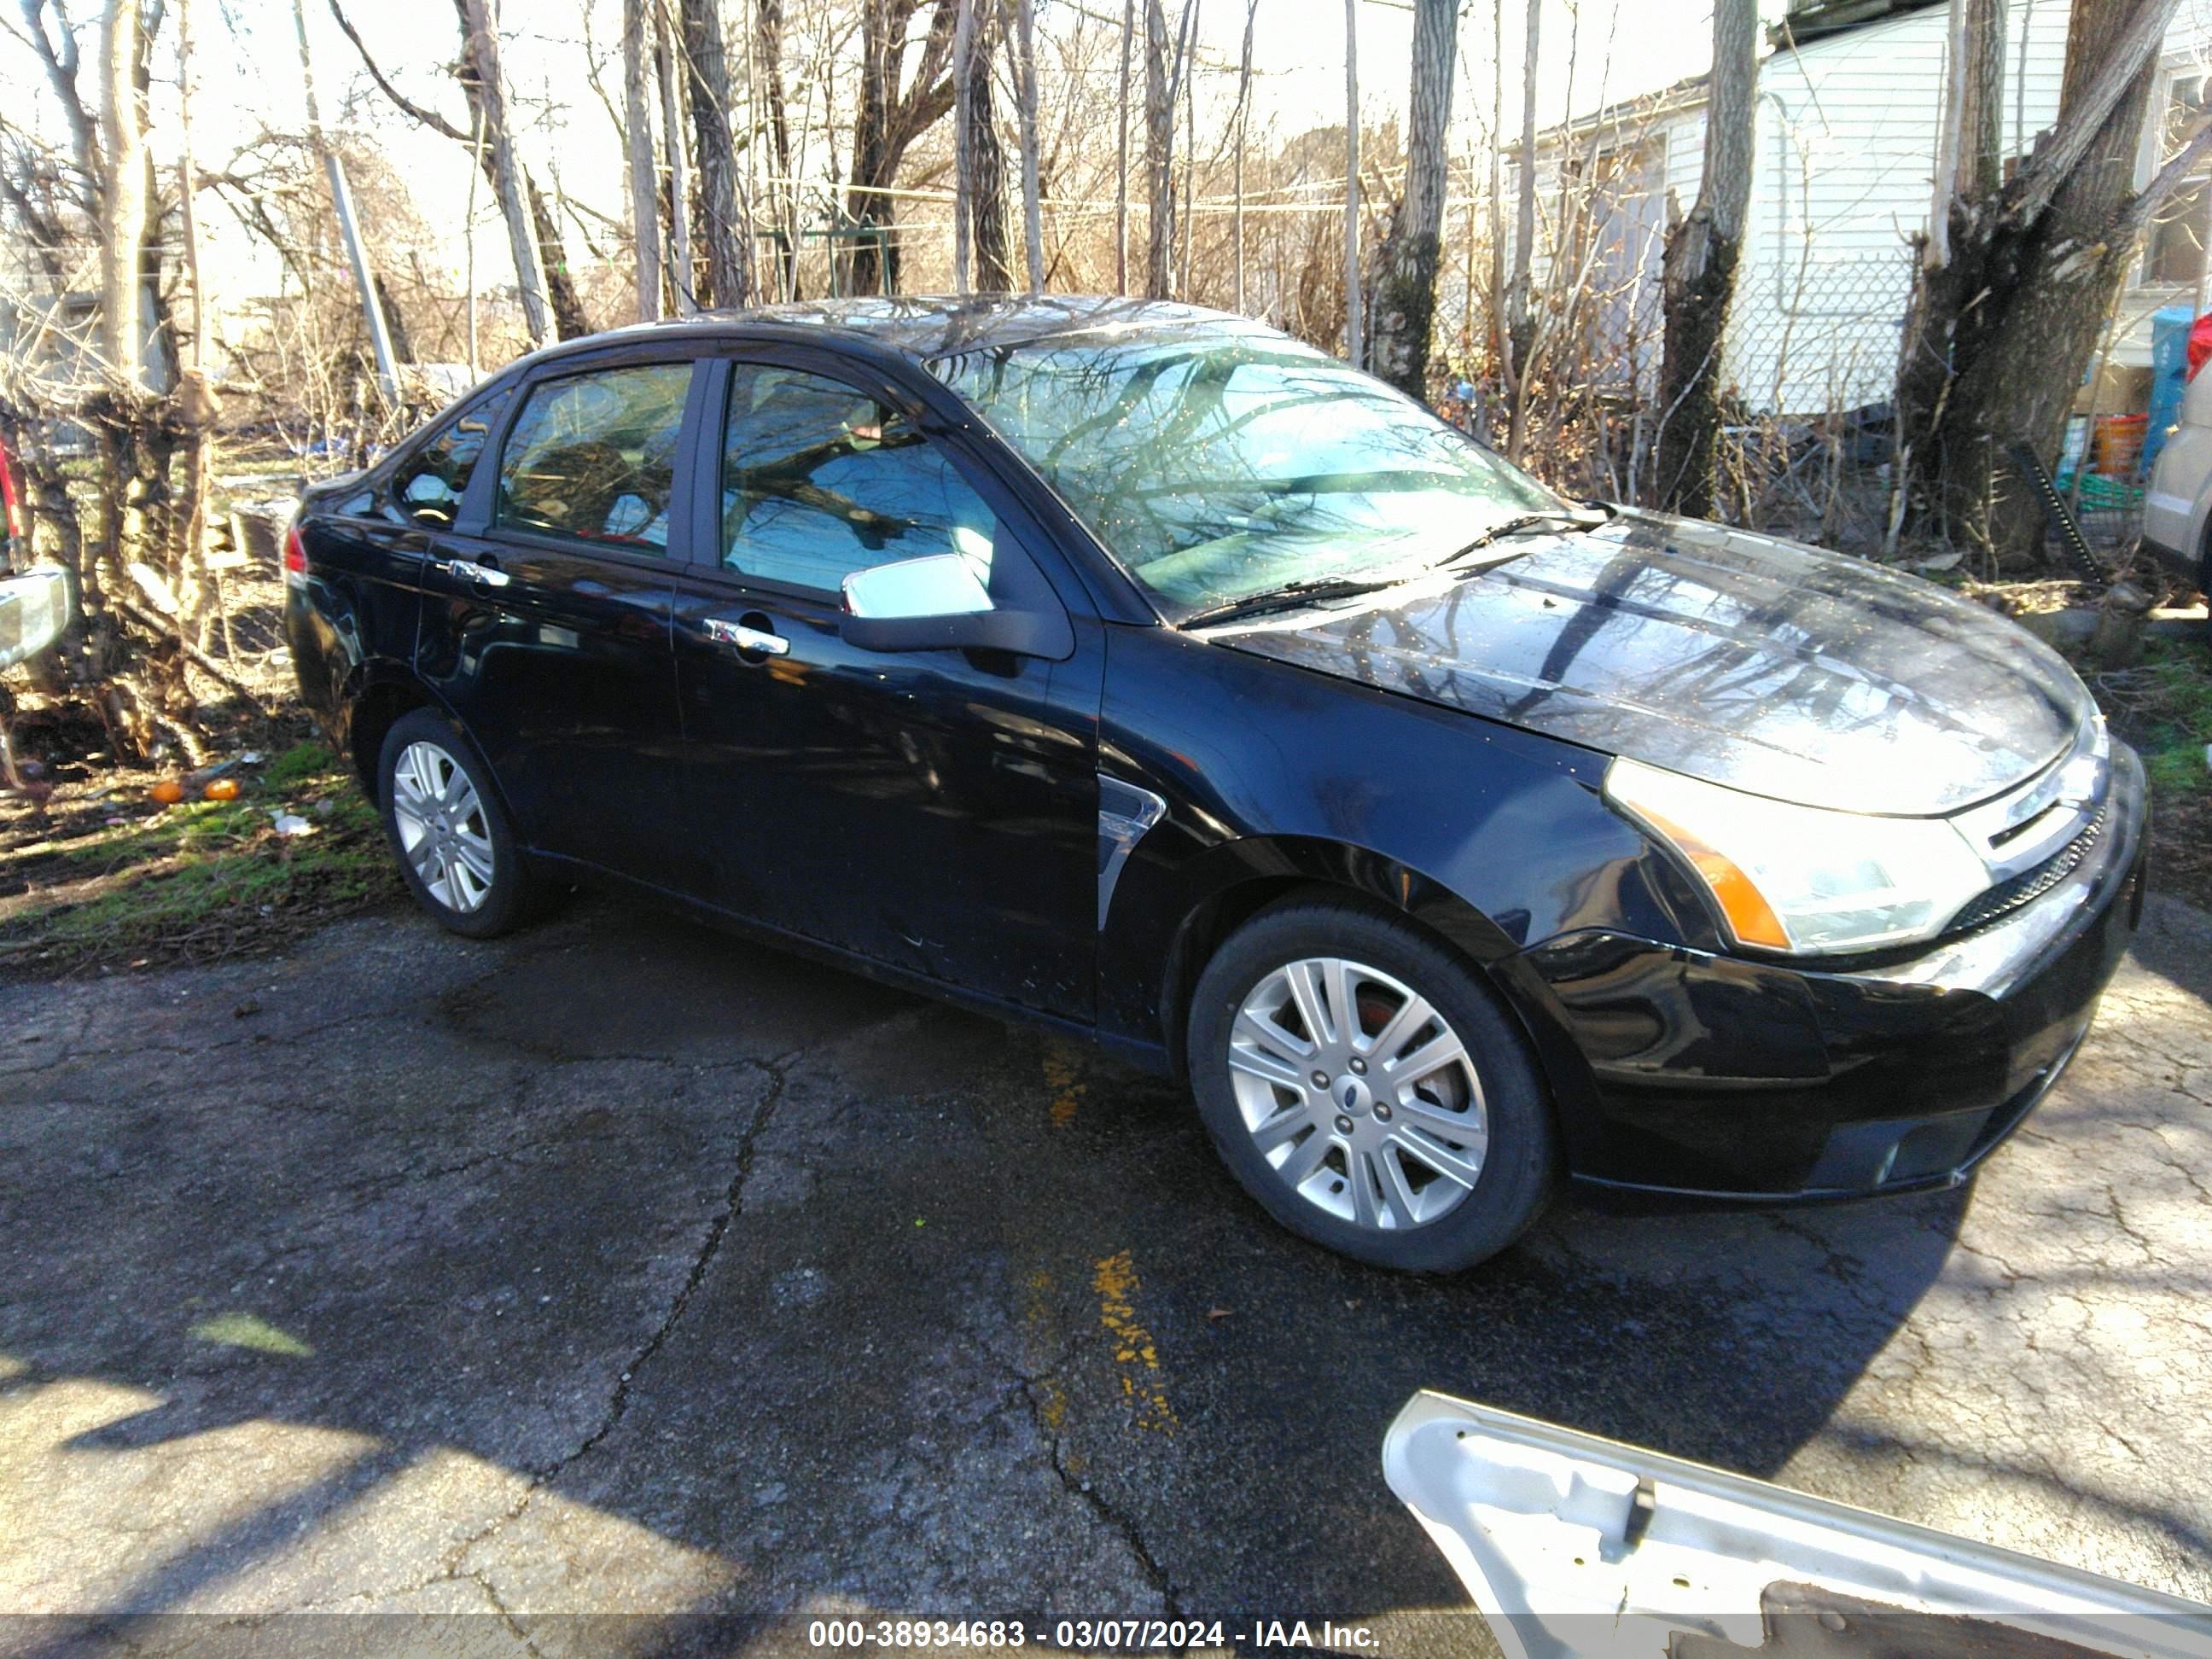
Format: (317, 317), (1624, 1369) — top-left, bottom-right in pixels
(703, 616), (789, 656)
(434, 556), (512, 589)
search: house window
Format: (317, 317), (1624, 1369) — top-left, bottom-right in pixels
(2146, 73), (2211, 287)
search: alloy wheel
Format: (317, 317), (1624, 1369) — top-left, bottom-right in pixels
(1226, 956), (1488, 1231)
(390, 740), (496, 914)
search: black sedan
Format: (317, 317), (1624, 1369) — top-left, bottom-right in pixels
(287, 297), (2146, 1271)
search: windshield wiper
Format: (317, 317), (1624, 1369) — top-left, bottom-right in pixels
(1440, 507), (1611, 570)
(1179, 576), (1406, 630)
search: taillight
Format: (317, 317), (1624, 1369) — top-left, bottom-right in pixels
(0, 443), (23, 544)
(282, 524), (308, 577)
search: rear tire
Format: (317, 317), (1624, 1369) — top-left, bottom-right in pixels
(376, 709), (533, 939)
(1186, 896), (1557, 1272)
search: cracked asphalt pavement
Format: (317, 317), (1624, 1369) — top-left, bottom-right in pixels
(2, 889), (2209, 1651)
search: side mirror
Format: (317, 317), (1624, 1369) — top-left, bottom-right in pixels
(839, 551), (1064, 657)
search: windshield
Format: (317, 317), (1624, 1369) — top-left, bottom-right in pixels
(931, 322), (1560, 621)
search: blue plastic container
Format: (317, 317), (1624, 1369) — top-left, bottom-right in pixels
(2145, 304), (2196, 476)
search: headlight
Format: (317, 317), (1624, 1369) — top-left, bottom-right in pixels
(1604, 757), (1991, 957)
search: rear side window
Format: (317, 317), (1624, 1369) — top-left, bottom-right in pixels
(719, 364), (996, 591)
(494, 364), (692, 553)
(388, 385), (515, 526)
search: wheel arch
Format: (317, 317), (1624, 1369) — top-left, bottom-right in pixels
(1138, 837), (1606, 1156)
(337, 667), (519, 838)
(335, 663), (437, 801)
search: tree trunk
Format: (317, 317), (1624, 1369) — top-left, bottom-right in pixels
(1370, 0), (1454, 396)
(1014, 0), (1043, 293)
(1504, 0), (1540, 458)
(1232, 0), (1255, 312)
(1487, 0), (1505, 378)
(97, 0), (148, 390)
(1143, 0), (1172, 298)
(296, 0), (399, 399)
(953, 0), (976, 290)
(1655, 0), (1757, 516)
(1116, 0), (1133, 294)
(759, 0), (797, 299)
(459, 0), (552, 346)
(657, 7), (695, 311)
(1342, 0), (1362, 365)
(681, 0), (750, 308)
(624, 0), (662, 322)
(524, 173), (591, 337)
(1179, 0), (1199, 301)
(1895, 0), (2175, 566)
(173, 0), (218, 653)
(954, 0), (1013, 291)
(847, 0), (958, 296)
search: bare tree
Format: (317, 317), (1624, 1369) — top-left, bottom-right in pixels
(293, 0), (399, 399)
(759, 0), (796, 298)
(1014, 0), (1043, 292)
(623, 0), (661, 321)
(1342, 0), (1361, 365)
(1232, 0), (1255, 311)
(1655, 0), (1756, 515)
(96, 0), (148, 387)
(1504, 0), (1540, 457)
(656, 2), (694, 311)
(953, 0), (976, 289)
(680, 0), (750, 306)
(330, 0), (591, 339)
(1116, 0), (1133, 293)
(1370, 0), (1455, 395)
(460, 0), (552, 345)
(953, 0), (1013, 290)
(1893, 0), (2191, 564)
(1143, 0), (1171, 296)
(848, 0), (958, 294)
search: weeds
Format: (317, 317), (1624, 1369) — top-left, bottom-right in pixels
(0, 741), (397, 976)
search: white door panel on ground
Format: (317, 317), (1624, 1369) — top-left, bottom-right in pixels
(1383, 1391), (2212, 1659)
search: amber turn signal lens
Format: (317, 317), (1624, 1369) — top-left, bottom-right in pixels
(1637, 806), (1791, 951)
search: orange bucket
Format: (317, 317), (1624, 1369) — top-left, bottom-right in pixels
(2090, 412), (2147, 476)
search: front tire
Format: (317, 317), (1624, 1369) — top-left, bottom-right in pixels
(376, 709), (533, 939)
(1186, 897), (1557, 1272)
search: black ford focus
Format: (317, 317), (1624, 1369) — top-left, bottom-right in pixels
(288, 297), (2146, 1271)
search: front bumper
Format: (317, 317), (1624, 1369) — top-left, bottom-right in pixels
(1516, 745), (2149, 1198)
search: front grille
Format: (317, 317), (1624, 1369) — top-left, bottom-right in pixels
(1945, 805), (2108, 934)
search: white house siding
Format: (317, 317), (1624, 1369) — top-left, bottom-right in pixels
(1730, 3), (2068, 412)
(1529, 1), (2212, 415)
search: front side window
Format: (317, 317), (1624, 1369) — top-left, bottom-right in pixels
(719, 364), (996, 591)
(495, 363), (691, 552)
(388, 384), (515, 526)
(932, 322), (1557, 620)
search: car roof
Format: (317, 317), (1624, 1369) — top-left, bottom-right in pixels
(527, 295), (1260, 370)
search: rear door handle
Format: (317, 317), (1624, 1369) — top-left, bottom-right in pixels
(703, 616), (789, 656)
(434, 556), (512, 589)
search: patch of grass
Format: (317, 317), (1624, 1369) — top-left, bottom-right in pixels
(2090, 634), (2212, 914)
(0, 742), (398, 976)
(2122, 638), (2212, 799)
(264, 739), (337, 790)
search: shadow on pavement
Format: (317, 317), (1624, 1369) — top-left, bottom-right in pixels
(0, 896), (1995, 1639)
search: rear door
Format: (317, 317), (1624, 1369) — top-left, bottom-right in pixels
(290, 385), (516, 725)
(670, 350), (1100, 1018)
(416, 352), (707, 892)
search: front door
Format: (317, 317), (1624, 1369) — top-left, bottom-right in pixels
(672, 355), (1098, 1019)
(416, 356), (703, 892)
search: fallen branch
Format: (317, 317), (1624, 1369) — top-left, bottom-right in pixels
(114, 598), (274, 714)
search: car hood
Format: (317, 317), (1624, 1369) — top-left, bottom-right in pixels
(1213, 510), (2092, 817)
